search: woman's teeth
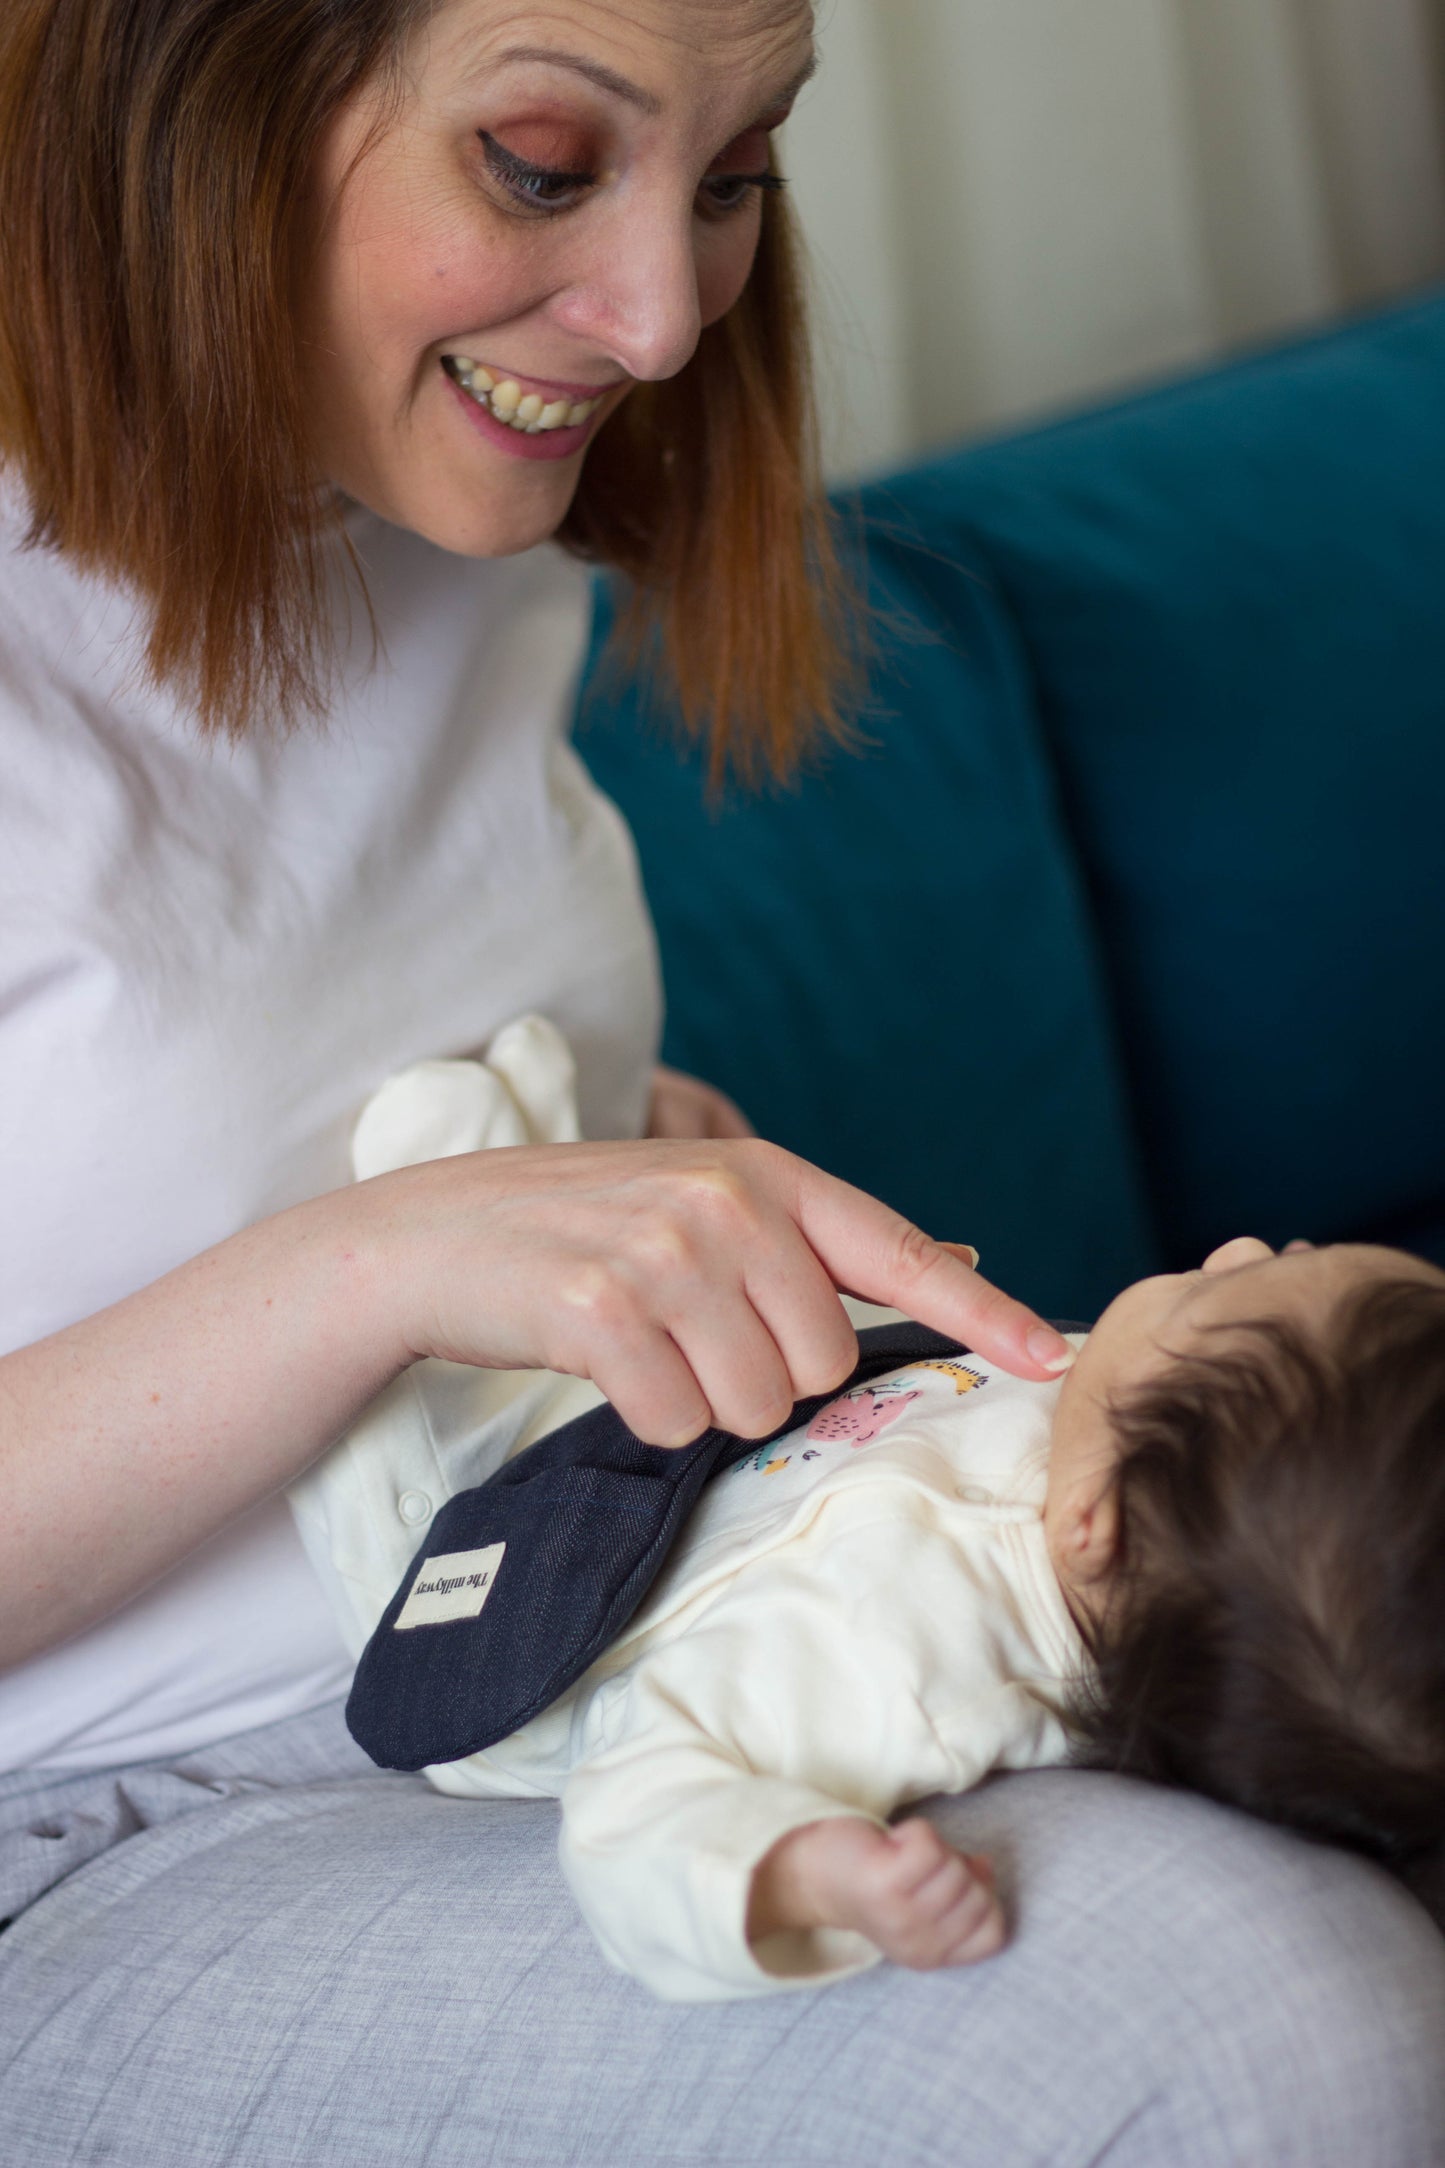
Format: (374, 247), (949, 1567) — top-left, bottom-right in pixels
(443, 355), (603, 434)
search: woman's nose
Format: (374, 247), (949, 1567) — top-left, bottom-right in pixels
(552, 204), (703, 385)
(1200, 1235), (1277, 1274)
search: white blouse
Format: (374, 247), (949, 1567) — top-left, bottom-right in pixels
(0, 493), (663, 1772)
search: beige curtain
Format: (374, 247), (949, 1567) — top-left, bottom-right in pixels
(787, 0), (1445, 477)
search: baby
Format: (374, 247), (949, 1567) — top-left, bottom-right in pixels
(289, 1037), (1445, 2000)
(748, 1236), (1445, 1983)
(348, 1233), (1445, 2000)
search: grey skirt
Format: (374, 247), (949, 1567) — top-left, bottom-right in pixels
(1, 1697), (1442, 2167)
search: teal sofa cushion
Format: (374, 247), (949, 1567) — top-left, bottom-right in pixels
(899, 291), (1445, 1268)
(576, 517), (1159, 1325)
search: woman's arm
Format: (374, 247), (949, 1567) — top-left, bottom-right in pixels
(0, 1179), (402, 1669)
(0, 1137), (1073, 1669)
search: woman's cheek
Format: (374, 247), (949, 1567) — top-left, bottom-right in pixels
(696, 212), (765, 330)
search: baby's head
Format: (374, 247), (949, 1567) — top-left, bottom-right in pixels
(1046, 1238), (1445, 1864)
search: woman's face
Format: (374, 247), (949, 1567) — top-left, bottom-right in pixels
(305, 0), (814, 555)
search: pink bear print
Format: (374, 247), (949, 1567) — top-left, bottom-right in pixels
(807, 1386), (923, 1446)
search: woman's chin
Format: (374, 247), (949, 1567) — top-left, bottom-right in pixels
(332, 460), (584, 560)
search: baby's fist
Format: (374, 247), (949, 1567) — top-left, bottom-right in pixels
(750, 1815), (1007, 1974)
(854, 1818), (1007, 1970)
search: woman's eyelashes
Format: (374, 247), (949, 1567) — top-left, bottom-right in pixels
(699, 168), (787, 217)
(478, 131), (594, 211)
(702, 125), (788, 217)
(476, 130), (785, 219)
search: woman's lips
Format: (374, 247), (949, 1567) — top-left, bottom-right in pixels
(443, 370), (607, 461)
(453, 360), (622, 404)
(441, 354), (623, 457)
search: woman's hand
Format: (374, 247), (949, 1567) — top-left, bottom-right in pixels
(361, 1136), (1076, 1449)
(646, 1064), (755, 1140)
(1, 1135), (1073, 1663)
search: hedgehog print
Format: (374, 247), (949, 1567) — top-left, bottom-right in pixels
(806, 1385), (923, 1446)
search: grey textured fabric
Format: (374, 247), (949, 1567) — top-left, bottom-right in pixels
(0, 1698), (382, 1924)
(1, 1698), (1443, 2167)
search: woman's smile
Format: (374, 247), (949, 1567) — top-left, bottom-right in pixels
(440, 352), (620, 460)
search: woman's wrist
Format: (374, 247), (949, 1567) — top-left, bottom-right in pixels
(292, 1172), (423, 1379)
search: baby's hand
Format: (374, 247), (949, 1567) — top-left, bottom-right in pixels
(748, 1815), (1007, 1972)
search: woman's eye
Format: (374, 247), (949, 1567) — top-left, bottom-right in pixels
(477, 127), (786, 219)
(478, 131), (595, 212)
(698, 170), (787, 218)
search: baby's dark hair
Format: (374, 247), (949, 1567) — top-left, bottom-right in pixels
(1073, 1272), (1445, 1865)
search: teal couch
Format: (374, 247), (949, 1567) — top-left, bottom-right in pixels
(576, 293), (1445, 1324)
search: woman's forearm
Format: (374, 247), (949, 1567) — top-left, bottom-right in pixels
(0, 1185), (407, 1668)
(0, 1136), (1072, 1673)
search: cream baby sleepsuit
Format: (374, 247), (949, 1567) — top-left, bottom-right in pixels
(289, 1029), (1090, 2001)
(427, 1346), (1088, 1998)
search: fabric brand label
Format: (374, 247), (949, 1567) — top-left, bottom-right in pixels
(394, 1543), (506, 1630)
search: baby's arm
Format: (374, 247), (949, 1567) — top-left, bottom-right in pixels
(561, 1644), (900, 2001)
(748, 1815), (1006, 1972)
(562, 1512), (1021, 1999)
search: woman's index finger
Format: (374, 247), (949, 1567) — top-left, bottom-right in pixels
(790, 1161), (1076, 1381)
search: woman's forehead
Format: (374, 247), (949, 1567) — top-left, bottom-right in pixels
(424, 0), (816, 93)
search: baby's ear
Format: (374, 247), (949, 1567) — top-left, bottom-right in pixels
(1066, 1482), (1121, 1583)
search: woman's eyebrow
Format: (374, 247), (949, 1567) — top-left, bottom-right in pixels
(763, 54), (819, 113)
(493, 46), (664, 114)
(489, 46), (818, 124)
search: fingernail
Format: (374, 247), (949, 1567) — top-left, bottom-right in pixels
(1028, 1328), (1076, 1374)
(963, 1245), (980, 1270)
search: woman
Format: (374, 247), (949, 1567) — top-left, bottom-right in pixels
(1, 1), (1441, 2160)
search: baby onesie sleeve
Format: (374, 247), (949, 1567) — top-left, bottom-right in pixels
(558, 1504), (1009, 2002)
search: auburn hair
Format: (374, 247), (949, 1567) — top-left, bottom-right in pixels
(1073, 1275), (1445, 1866)
(0, 0), (849, 781)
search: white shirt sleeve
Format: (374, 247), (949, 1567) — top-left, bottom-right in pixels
(559, 1499), (1031, 2001)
